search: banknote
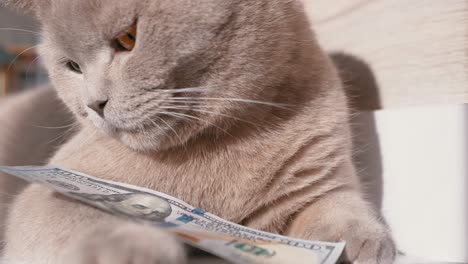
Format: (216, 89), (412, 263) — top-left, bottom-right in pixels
(0, 166), (345, 264)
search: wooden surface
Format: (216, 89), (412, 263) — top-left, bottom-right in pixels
(304, 0), (468, 110)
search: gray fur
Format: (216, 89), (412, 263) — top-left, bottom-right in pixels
(2, 1), (396, 263)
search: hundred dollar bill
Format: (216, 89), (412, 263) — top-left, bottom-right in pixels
(0, 166), (345, 264)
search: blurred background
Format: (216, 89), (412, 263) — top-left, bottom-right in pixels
(0, 7), (47, 96)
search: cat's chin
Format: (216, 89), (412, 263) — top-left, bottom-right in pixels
(81, 120), (171, 152)
(83, 114), (198, 152)
(117, 131), (171, 153)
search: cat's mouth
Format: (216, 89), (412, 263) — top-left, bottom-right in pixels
(87, 111), (186, 150)
(83, 91), (210, 151)
(96, 119), (147, 135)
(85, 106), (161, 133)
(86, 114), (135, 136)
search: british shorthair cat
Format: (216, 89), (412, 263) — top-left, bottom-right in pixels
(2, 0), (395, 263)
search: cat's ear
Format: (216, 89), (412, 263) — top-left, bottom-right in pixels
(2, 0), (48, 17)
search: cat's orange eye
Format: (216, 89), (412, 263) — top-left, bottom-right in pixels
(114, 23), (137, 52)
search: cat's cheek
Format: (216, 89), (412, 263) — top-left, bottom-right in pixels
(46, 66), (85, 118)
(50, 84), (83, 119)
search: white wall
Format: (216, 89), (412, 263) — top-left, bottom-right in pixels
(354, 105), (468, 262)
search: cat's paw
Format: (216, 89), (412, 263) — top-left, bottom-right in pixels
(287, 192), (397, 264)
(61, 222), (187, 264)
(338, 219), (396, 264)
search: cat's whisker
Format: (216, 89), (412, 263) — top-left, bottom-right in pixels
(80, 129), (99, 148)
(135, 123), (145, 137)
(159, 111), (233, 137)
(0, 27), (41, 36)
(157, 99), (205, 106)
(146, 117), (170, 139)
(46, 131), (71, 145)
(159, 105), (215, 110)
(152, 116), (186, 148)
(154, 98), (230, 105)
(158, 111), (193, 122)
(26, 55), (43, 76)
(46, 125), (78, 145)
(157, 87), (210, 94)
(7, 44), (43, 72)
(32, 123), (77, 130)
(139, 96), (294, 111)
(160, 106), (261, 127)
(166, 97), (294, 110)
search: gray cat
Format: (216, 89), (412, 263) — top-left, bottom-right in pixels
(2, 0), (395, 263)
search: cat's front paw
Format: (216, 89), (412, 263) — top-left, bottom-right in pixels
(339, 219), (396, 264)
(61, 222), (187, 264)
(287, 195), (397, 264)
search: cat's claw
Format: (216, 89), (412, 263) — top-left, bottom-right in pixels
(347, 233), (396, 263)
(61, 222), (187, 264)
(338, 220), (396, 264)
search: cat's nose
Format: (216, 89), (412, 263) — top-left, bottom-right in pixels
(87, 99), (108, 117)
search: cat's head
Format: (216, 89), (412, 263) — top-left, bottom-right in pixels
(6, 0), (311, 151)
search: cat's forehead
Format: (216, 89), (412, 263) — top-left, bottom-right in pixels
(41, 0), (235, 57)
(43, 0), (234, 32)
(43, 0), (138, 39)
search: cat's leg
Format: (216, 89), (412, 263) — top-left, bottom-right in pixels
(61, 222), (186, 264)
(3, 185), (187, 264)
(286, 189), (396, 264)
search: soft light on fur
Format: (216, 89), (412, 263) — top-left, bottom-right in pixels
(2, 0), (396, 263)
